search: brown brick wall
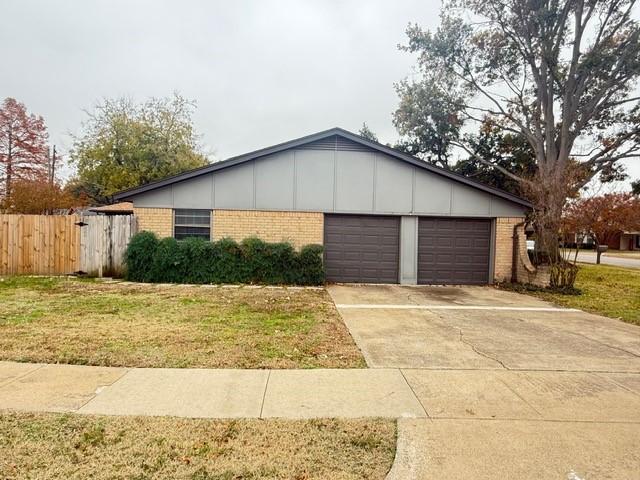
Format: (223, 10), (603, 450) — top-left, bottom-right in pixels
(494, 217), (525, 282)
(133, 207), (522, 282)
(133, 207), (173, 238)
(213, 210), (323, 249)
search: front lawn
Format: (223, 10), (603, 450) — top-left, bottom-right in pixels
(0, 413), (396, 480)
(0, 277), (365, 368)
(514, 264), (640, 325)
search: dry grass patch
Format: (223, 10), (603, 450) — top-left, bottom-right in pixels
(0, 277), (365, 368)
(0, 413), (396, 479)
(501, 264), (640, 325)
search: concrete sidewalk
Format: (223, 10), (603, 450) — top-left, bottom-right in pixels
(0, 362), (426, 419)
(3, 361), (640, 479)
(2, 361), (640, 423)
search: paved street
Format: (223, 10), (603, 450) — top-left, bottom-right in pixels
(572, 250), (640, 269)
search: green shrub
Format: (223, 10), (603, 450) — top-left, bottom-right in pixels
(240, 237), (297, 284)
(178, 237), (215, 284)
(296, 244), (325, 285)
(124, 232), (324, 285)
(210, 237), (246, 282)
(148, 237), (182, 283)
(124, 231), (159, 282)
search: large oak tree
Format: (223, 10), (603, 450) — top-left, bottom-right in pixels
(453, 119), (537, 196)
(396, 0), (640, 264)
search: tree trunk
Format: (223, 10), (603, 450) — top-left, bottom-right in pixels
(532, 196), (564, 265)
(6, 129), (12, 198)
(524, 170), (581, 289)
(6, 157), (12, 199)
(525, 169), (573, 265)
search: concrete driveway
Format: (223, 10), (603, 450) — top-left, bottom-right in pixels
(328, 284), (640, 371)
(328, 284), (640, 479)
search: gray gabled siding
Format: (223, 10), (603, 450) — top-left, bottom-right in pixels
(130, 148), (527, 218)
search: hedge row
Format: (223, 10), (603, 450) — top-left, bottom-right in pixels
(124, 232), (325, 285)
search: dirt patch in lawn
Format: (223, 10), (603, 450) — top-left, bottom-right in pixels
(0, 277), (365, 368)
(0, 413), (396, 480)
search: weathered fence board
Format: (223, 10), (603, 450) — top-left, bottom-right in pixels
(79, 215), (137, 277)
(0, 214), (136, 276)
(0, 215), (81, 275)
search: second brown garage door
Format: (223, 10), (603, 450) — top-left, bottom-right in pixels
(324, 214), (399, 283)
(418, 217), (491, 285)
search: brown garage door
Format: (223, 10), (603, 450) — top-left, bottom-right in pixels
(418, 218), (491, 285)
(324, 214), (400, 283)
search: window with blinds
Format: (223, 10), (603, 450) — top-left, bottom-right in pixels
(173, 209), (211, 240)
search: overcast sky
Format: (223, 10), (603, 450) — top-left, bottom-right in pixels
(1, 0), (638, 185)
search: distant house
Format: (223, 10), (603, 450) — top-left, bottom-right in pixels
(562, 230), (639, 251)
(607, 231), (640, 251)
(562, 232), (595, 249)
(114, 127), (532, 285)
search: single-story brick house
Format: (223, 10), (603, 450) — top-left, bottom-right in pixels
(114, 127), (532, 285)
(607, 231), (640, 251)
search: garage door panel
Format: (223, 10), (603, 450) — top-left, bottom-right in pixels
(380, 236), (400, 243)
(473, 239), (490, 249)
(324, 214), (399, 283)
(325, 233), (345, 243)
(347, 244), (383, 253)
(454, 255), (471, 265)
(418, 217), (491, 285)
(435, 253), (455, 263)
(454, 237), (473, 248)
(344, 252), (365, 261)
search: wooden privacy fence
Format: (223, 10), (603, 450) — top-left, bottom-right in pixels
(0, 214), (137, 276)
(0, 215), (80, 275)
(79, 215), (137, 277)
